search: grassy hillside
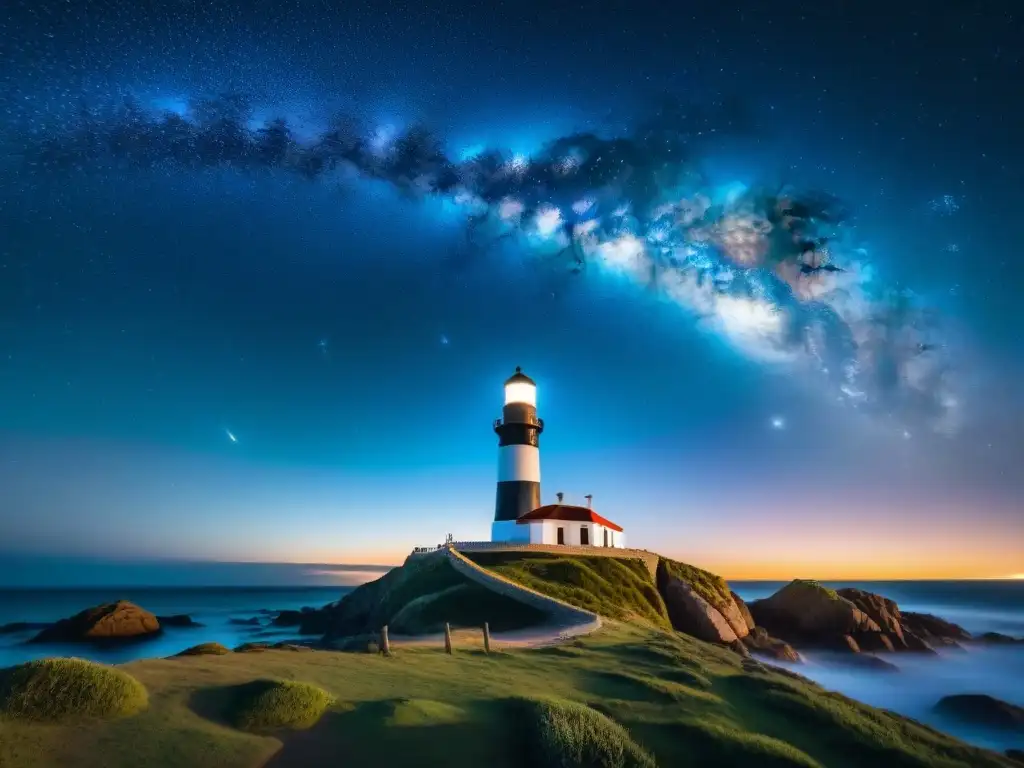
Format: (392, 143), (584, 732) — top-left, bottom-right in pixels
(321, 553), (547, 637)
(0, 623), (1013, 768)
(463, 551), (671, 628)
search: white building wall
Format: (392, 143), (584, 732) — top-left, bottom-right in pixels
(519, 520), (626, 548)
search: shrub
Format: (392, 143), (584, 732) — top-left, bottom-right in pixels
(0, 657), (148, 721)
(512, 696), (655, 768)
(175, 642), (231, 656)
(671, 720), (822, 767)
(227, 679), (333, 731)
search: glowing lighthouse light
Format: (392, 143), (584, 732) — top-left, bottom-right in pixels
(504, 376), (537, 407)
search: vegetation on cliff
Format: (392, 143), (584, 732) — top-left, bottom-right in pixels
(0, 658), (148, 722)
(464, 551), (670, 627)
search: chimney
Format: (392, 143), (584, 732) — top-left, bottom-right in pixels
(584, 494), (593, 508)
(556, 492), (564, 504)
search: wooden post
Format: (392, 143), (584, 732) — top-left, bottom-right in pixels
(380, 625), (390, 656)
(482, 622), (491, 655)
(444, 622), (453, 655)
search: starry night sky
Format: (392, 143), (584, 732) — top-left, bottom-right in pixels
(0, 0), (1021, 579)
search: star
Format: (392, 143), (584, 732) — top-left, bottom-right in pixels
(440, 334), (449, 346)
(226, 429), (238, 443)
(770, 416), (786, 430)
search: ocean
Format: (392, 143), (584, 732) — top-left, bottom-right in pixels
(0, 572), (1021, 754)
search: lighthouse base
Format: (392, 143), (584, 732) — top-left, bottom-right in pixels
(490, 520), (531, 544)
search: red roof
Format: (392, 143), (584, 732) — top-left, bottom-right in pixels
(515, 504), (623, 532)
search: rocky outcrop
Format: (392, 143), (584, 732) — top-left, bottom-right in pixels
(30, 601), (160, 643)
(657, 560), (738, 645)
(742, 627), (801, 662)
(902, 612), (971, 643)
(934, 694), (1024, 732)
(837, 588), (905, 645)
(1007, 748), (1024, 763)
(748, 580), (881, 643)
(731, 591), (756, 633)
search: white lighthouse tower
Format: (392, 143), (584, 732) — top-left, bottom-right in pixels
(491, 367), (543, 543)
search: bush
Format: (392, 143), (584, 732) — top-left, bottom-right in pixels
(176, 642), (231, 656)
(0, 657), (148, 721)
(670, 721), (822, 767)
(227, 679), (334, 731)
(513, 696), (655, 768)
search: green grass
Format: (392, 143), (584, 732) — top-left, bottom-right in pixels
(175, 643), (231, 657)
(225, 679), (334, 732)
(389, 582), (548, 634)
(788, 579), (842, 601)
(466, 551), (670, 627)
(659, 557), (735, 612)
(0, 623), (1014, 768)
(513, 695), (656, 768)
(0, 658), (148, 722)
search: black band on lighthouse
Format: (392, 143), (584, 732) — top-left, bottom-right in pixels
(494, 481), (541, 522)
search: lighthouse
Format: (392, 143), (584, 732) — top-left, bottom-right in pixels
(491, 367), (544, 543)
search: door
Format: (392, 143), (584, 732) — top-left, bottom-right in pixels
(557, 527), (564, 545)
(603, 528), (608, 547)
(580, 527), (589, 546)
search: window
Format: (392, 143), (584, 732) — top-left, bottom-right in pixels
(557, 527), (564, 545)
(580, 527), (589, 546)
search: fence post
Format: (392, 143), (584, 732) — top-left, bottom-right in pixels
(483, 622), (491, 655)
(444, 622), (453, 655)
(380, 625), (391, 656)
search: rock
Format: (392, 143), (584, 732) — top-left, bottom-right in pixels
(728, 639), (751, 658)
(742, 627), (802, 662)
(229, 617), (262, 626)
(0, 622), (50, 635)
(175, 642), (230, 656)
(748, 580), (881, 644)
(902, 631), (937, 653)
(853, 632), (896, 653)
(934, 695), (1024, 732)
(1006, 748), (1024, 763)
(976, 632), (1023, 645)
(656, 561), (738, 645)
(157, 614), (204, 628)
(718, 596), (752, 640)
(829, 634), (862, 653)
(272, 610), (304, 627)
(731, 591), (756, 632)
(837, 588), (906, 645)
(902, 612), (971, 643)
(30, 601), (160, 643)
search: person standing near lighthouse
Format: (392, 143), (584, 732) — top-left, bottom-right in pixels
(491, 367), (544, 542)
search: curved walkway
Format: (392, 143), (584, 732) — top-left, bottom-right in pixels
(442, 545), (602, 646)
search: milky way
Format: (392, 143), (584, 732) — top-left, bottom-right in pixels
(11, 93), (959, 434)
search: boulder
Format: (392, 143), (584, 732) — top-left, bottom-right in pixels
(730, 591), (756, 632)
(742, 627), (801, 663)
(717, 596), (752, 640)
(30, 601), (160, 643)
(837, 588), (905, 644)
(1006, 748), (1024, 763)
(934, 694), (1024, 732)
(902, 612), (971, 643)
(656, 562), (738, 645)
(748, 580), (880, 644)
(836, 654), (900, 673)
(902, 631), (937, 653)
(157, 614), (204, 628)
(272, 610), (304, 627)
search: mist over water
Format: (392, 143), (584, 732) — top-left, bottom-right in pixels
(732, 580), (1024, 753)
